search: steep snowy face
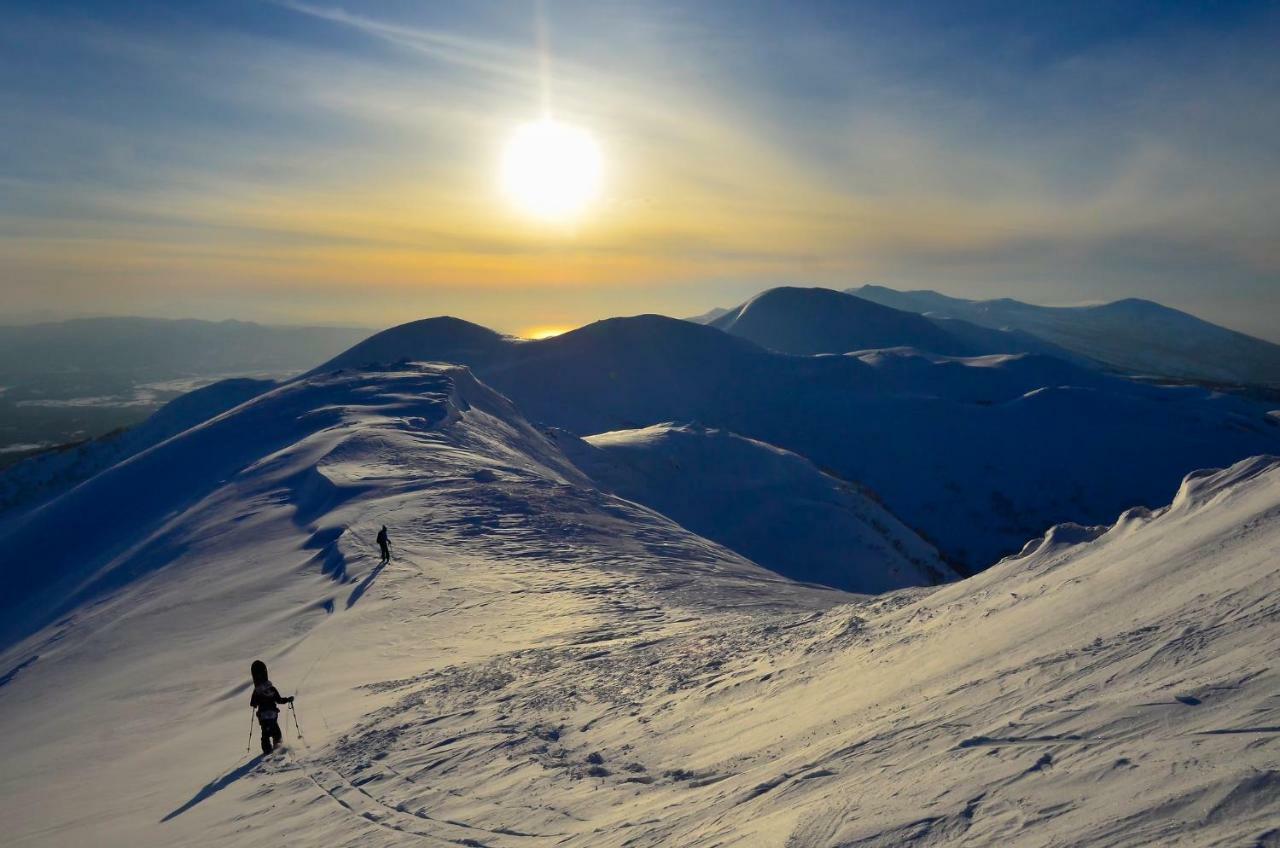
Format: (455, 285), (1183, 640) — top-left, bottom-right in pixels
(565, 422), (956, 592)
(851, 284), (1280, 386)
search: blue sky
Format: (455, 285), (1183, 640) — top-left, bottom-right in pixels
(2, 0), (1278, 339)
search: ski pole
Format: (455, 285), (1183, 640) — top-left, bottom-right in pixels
(290, 701), (305, 741)
(246, 708), (255, 754)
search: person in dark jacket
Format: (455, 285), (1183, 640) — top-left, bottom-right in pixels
(250, 660), (293, 755)
(376, 525), (391, 564)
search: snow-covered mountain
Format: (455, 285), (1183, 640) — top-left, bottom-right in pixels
(1, 352), (1275, 844)
(560, 422), (955, 592)
(850, 284), (1280, 386)
(694, 286), (1089, 364)
(710, 286), (975, 356)
(311, 313), (1280, 569)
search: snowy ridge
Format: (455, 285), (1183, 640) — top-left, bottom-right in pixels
(0, 364), (598, 645)
(0, 361), (848, 844)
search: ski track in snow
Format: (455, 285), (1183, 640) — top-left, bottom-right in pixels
(0, 363), (1277, 847)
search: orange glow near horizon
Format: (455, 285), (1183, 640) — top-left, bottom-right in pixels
(520, 325), (572, 340)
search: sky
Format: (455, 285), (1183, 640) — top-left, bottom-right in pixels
(2, 0), (1278, 340)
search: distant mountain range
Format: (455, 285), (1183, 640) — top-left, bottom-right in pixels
(0, 317), (372, 462)
(689, 285), (1280, 387)
(0, 317), (372, 381)
(707, 286), (1087, 364)
(848, 285), (1280, 386)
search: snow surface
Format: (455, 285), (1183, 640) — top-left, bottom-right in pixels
(0, 360), (1276, 846)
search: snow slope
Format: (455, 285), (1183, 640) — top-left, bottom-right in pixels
(284, 453), (1277, 847)
(2, 359), (1275, 847)
(0, 362), (846, 846)
(312, 314), (1280, 568)
(851, 284), (1280, 386)
(561, 422), (956, 592)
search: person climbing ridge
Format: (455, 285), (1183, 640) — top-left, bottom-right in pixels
(376, 524), (391, 564)
(249, 660), (293, 755)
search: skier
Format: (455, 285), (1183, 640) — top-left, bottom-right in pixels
(249, 660), (293, 755)
(376, 525), (391, 564)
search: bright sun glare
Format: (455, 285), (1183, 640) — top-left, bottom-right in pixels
(521, 325), (569, 340)
(501, 119), (603, 221)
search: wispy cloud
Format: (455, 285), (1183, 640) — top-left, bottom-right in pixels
(0, 1), (1277, 337)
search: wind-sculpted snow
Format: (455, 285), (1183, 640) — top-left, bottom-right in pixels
(0, 359), (1276, 844)
(564, 422), (956, 592)
(221, 451), (1277, 847)
(313, 313), (1280, 568)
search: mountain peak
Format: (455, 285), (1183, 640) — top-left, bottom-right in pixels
(711, 286), (974, 356)
(311, 316), (507, 374)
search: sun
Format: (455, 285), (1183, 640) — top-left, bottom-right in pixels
(501, 119), (603, 221)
